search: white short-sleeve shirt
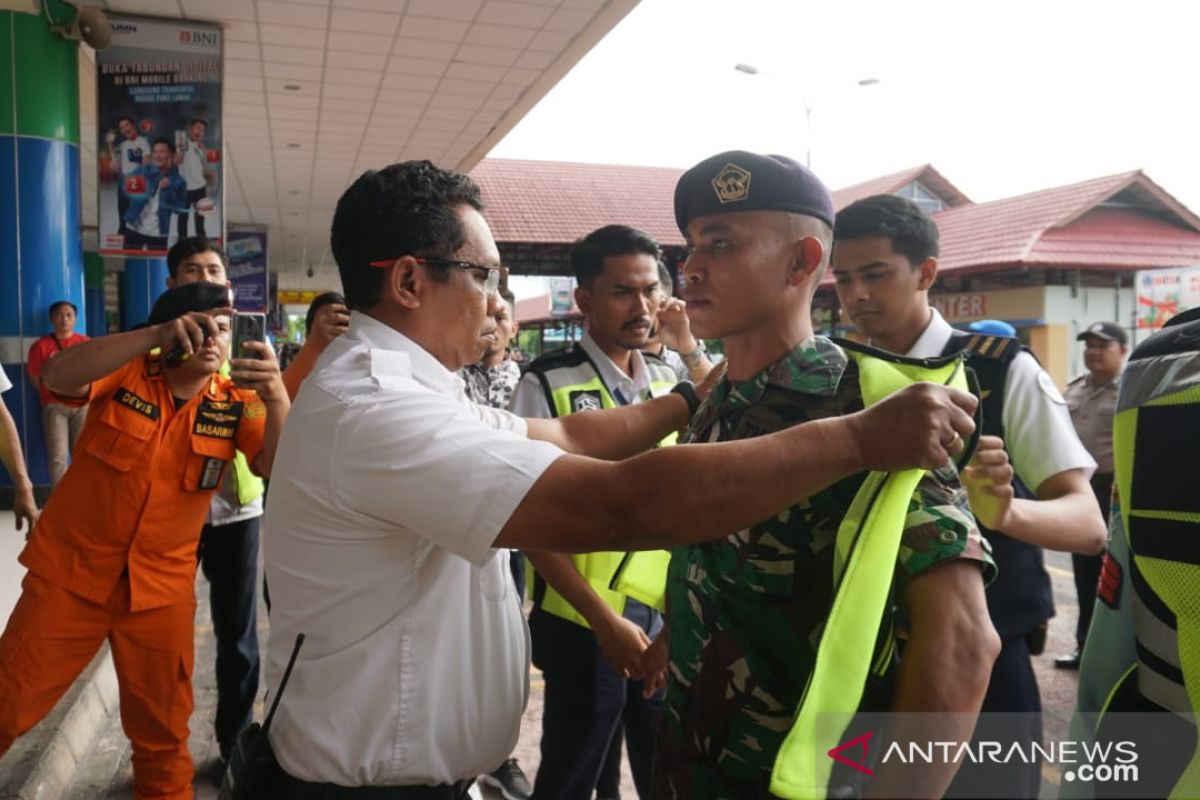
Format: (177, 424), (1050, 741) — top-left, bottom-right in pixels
(0, 370), (11, 393)
(115, 136), (150, 175)
(904, 309), (1095, 490)
(264, 313), (563, 787)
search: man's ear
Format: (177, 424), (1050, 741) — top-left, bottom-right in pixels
(574, 285), (592, 316)
(382, 256), (422, 310)
(788, 237), (825, 286)
(916, 256), (939, 291)
(166, 277), (176, 289)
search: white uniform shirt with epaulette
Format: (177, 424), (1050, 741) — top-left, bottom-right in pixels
(905, 309), (1095, 490)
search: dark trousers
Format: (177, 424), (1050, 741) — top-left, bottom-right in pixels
(123, 230), (168, 250)
(197, 516), (261, 757)
(1072, 472), (1113, 648)
(530, 601), (663, 800)
(177, 187), (207, 239)
(946, 634), (1042, 798)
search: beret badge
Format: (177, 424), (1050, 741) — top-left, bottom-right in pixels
(711, 162), (752, 204)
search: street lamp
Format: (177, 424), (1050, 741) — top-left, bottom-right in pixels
(733, 64), (879, 169)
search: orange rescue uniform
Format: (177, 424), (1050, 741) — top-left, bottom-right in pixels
(0, 353), (267, 800)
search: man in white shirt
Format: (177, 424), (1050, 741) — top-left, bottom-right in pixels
(831, 193), (1106, 798)
(174, 118), (210, 239)
(260, 160), (982, 798)
(107, 116), (150, 235)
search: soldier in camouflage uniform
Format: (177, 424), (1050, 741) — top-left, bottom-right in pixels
(647, 152), (1001, 799)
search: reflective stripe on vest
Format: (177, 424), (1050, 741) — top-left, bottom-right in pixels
(770, 342), (971, 800)
(534, 354), (678, 627)
(1111, 355), (1200, 798)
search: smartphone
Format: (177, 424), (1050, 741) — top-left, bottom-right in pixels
(231, 312), (267, 387)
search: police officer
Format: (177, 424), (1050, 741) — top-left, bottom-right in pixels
(1058, 321), (1127, 669)
(832, 194), (1107, 798)
(511, 225), (677, 800)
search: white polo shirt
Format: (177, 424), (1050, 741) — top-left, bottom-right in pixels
(904, 309), (1095, 490)
(263, 313), (563, 787)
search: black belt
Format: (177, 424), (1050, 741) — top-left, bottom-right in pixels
(276, 770), (473, 800)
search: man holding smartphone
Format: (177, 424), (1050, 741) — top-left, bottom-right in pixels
(165, 236), (272, 763)
(0, 281), (288, 799)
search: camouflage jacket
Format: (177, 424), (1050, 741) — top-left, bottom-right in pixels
(654, 337), (993, 799)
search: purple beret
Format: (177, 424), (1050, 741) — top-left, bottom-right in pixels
(674, 150), (835, 232)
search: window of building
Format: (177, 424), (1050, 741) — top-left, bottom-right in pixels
(896, 181), (945, 214)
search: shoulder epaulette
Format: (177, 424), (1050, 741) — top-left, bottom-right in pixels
(955, 333), (1022, 363)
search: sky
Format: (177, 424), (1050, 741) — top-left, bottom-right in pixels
(492, 0), (1200, 297)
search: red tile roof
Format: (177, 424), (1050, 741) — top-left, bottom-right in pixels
(473, 159), (1200, 278)
(471, 158), (686, 247)
(833, 164), (972, 210)
(933, 171), (1200, 274)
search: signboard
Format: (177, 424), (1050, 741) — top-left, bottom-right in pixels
(226, 230), (268, 312)
(930, 292), (987, 321)
(549, 277), (574, 318)
(278, 290), (323, 306)
(1135, 266), (1200, 331)
(97, 15), (223, 256)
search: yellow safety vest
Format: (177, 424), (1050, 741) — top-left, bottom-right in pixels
(770, 341), (973, 799)
(528, 347), (678, 628)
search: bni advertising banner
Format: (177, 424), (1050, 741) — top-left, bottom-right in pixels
(227, 230), (269, 312)
(97, 15), (223, 257)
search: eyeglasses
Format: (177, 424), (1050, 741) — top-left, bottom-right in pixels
(369, 256), (502, 294)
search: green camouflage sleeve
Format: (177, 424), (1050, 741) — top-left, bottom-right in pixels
(897, 463), (997, 584)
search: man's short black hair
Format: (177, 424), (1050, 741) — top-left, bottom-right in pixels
(834, 194), (940, 266)
(305, 291), (345, 335)
(330, 161), (484, 310)
(147, 281), (229, 326)
(49, 300), (77, 317)
(117, 116), (135, 127)
(152, 136), (176, 154)
(189, 118), (208, 129)
(167, 236), (227, 279)
(571, 225), (662, 287)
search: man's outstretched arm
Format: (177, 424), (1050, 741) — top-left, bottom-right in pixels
(498, 382), (979, 552)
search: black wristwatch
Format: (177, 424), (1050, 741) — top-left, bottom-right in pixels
(670, 381), (701, 416)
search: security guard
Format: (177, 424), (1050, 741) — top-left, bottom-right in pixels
(0, 282), (289, 800)
(653, 152), (998, 800)
(832, 194), (1106, 798)
(511, 224), (678, 800)
(1066, 306), (1200, 800)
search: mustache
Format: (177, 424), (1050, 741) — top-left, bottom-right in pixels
(621, 317), (651, 330)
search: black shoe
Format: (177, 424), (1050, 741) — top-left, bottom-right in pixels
(1054, 649), (1081, 670)
(481, 758), (532, 800)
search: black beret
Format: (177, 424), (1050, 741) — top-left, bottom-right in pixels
(147, 281), (231, 326)
(674, 150), (835, 232)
